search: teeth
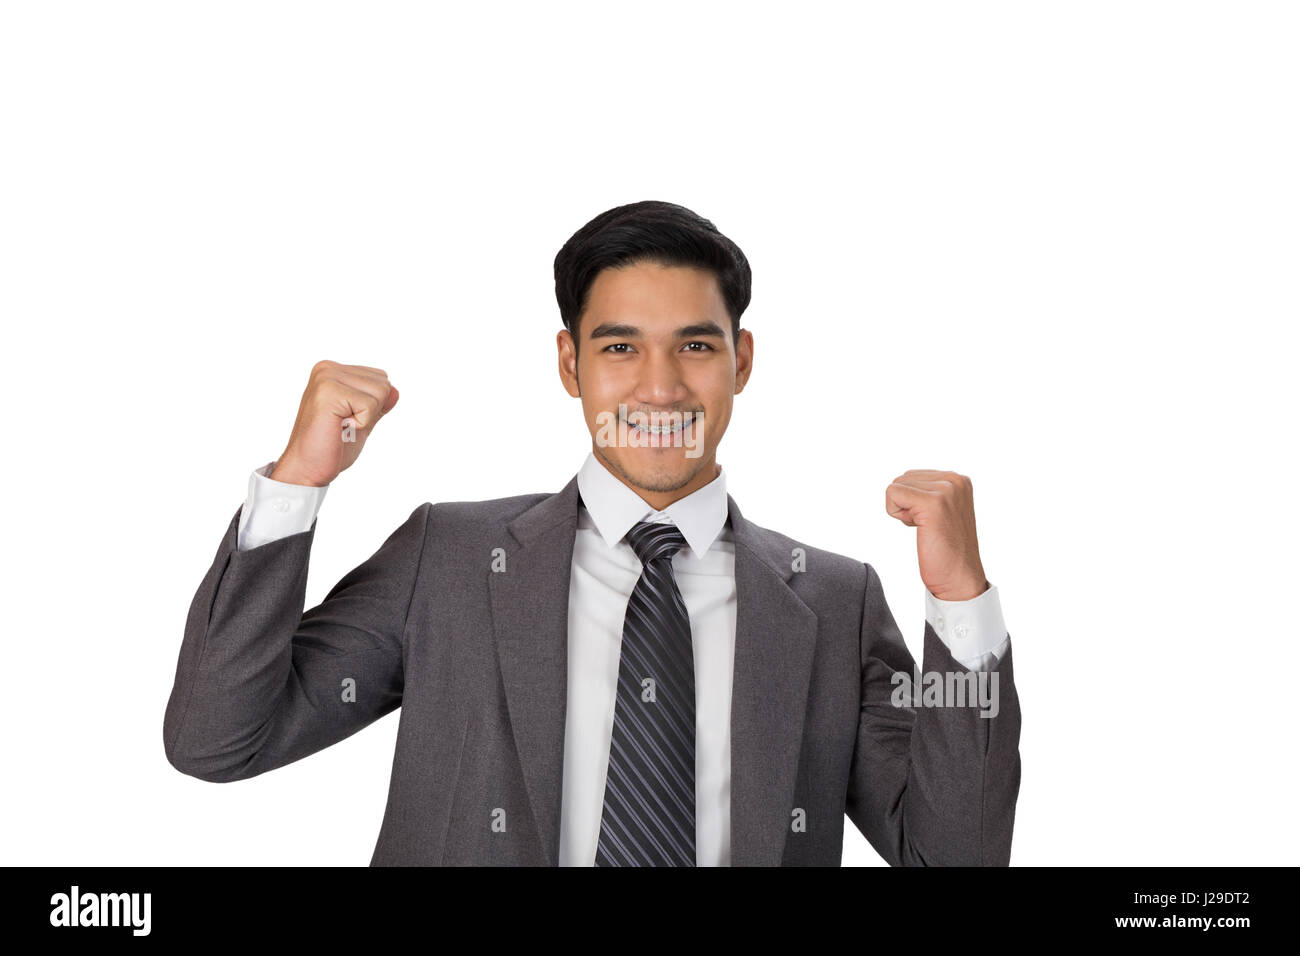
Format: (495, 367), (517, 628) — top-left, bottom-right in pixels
(629, 422), (686, 433)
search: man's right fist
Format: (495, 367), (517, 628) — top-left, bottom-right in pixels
(269, 360), (399, 487)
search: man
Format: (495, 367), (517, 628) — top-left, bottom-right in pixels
(163, 199), (1021, 866)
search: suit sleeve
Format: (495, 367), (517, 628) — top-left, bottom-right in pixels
(844, 562), (1022, 865)
(163, 501), (431, 782)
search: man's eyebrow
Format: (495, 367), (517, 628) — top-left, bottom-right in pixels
(674, 321), (728, 340)
(587, 320), (728, 341)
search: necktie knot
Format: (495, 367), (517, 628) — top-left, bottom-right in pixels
(625, 520), (688, 566)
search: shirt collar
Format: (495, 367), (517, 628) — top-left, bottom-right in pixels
(575, 451), (729, 562)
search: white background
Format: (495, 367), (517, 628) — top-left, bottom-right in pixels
(2, 1), (1296, 866)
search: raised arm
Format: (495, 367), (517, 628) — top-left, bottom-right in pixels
(845, 468), (1022, 864)
(162, 359), (415, 782)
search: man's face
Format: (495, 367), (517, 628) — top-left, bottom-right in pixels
(558, 260), (753, 509)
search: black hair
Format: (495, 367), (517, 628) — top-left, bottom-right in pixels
(553, 200), (751, 353)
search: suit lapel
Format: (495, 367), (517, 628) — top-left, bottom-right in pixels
(488, 474), (580, 866)
(489, 476), (819, 867)
(725, 493), (820, 865)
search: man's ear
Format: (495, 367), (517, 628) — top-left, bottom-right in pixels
(557, 328), (581, 398)
(734, 327), (754, 393)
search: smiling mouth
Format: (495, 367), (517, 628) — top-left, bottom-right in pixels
(620, 412), (703, 434)
(624, 420), (691, 434)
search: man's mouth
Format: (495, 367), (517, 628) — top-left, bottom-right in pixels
(623, 419), (692, 434)
(617, 412), (703, 449)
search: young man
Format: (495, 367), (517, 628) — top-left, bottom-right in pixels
(163, 200), (1021, 866)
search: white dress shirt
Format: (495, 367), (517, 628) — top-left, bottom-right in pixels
(236, 453), (1010, 866)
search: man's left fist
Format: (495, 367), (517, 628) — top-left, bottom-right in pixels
(885, 469), (989, 602)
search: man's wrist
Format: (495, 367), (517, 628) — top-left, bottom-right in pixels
(930, 577), (989, 602)
(269, 459), (330, 487)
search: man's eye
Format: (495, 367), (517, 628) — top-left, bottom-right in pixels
(601, 342), (714, 353)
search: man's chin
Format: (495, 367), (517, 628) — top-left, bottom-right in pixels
(602, 448), (701, 494)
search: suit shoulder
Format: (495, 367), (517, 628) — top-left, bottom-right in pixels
(739, 516), (868, 584)
(422, 490), (551, 535)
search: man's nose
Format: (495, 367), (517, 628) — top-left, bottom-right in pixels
(633, 350), (691, 404)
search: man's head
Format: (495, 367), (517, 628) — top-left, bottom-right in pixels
(555, 200), (754, 510)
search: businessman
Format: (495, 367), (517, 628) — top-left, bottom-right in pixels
(163, 199), (1021, 866)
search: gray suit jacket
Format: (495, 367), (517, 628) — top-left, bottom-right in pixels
(164, 473), (1021, 865)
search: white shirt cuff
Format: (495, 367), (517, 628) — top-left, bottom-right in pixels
(925, 582), (1010, 671)
(236, 459), (330, 551)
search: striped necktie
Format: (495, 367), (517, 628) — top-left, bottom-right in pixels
(595, 520), (697, 866)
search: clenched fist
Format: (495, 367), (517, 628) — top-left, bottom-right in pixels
(886, 469), (989, 602)
(269, 360), (399, 487)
